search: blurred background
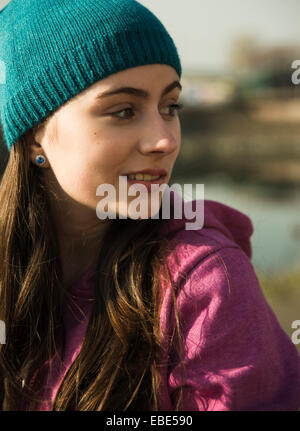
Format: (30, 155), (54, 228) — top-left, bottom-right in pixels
(139, 0), (300, 352)
(0, 0), (299, 352)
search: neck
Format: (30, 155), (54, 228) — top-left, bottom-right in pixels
(44, 174), (112, 285)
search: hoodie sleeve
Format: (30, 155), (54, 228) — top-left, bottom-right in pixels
(167, 246), (300, 411)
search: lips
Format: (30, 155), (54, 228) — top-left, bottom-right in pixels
(126, 175), (167, 192)
(123, 168), (168, 177)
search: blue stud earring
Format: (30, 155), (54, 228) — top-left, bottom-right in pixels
(35, 155), (46, 166)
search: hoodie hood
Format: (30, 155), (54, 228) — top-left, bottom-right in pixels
(160, 190), (254, 259)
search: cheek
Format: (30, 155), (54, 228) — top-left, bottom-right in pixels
(44, 113), (134, 201)
(47, 143), (130, 204)
(95, 142), (128, 166)
(92, 127), (133, 161)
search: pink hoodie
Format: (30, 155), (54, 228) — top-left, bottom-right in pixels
(25, 192), (300, 411)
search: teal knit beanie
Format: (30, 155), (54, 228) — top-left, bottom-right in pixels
(0, 0), (182, 152)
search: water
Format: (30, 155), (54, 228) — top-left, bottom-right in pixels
(172, 175), (300, 276)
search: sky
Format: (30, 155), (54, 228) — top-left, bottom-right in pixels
(139, 0), (300, 73)
(0, 0), (10, 11)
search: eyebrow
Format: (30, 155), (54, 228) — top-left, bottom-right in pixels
(95, 80), (182, 100)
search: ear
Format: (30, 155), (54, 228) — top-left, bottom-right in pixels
(32, 121), (46, 145)
(26, 124), (48, 167)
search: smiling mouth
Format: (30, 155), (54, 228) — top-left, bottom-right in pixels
(127, 176), (164, 180)
(125, 174), (167, 182)
(125, 175), (167, 191)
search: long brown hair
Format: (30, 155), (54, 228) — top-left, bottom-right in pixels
(0, 126), (186, 411)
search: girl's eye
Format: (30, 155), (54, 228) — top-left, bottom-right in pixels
(111, 107), (135, 120)
(111, 103), (184, 120)
(161, 103), (185, 117)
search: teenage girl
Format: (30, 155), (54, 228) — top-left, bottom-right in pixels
(0, 0), (299, 411)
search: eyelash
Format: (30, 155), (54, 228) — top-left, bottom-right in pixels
(110, 103), (184, 120)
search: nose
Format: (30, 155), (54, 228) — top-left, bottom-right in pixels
(137, 112), (180, 155)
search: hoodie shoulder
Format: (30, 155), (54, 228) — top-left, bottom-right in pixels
(159, 191), (254, 277)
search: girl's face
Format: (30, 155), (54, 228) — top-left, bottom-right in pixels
(30, 64), (181, 227)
